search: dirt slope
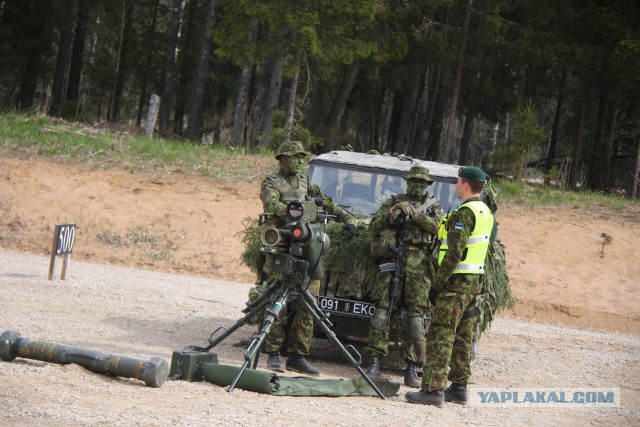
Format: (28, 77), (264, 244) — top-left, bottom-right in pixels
(1, 155), (638, 333)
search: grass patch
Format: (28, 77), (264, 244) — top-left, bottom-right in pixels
(2, 113), (638, 215)
(493, 179), (640, 217)
(0, 113), (274, 182)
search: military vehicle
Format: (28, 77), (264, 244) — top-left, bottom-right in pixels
(240, 150), (512, 348)
(306, 150), (512, 343)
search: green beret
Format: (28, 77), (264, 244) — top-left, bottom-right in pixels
(458, 166), (486, 183)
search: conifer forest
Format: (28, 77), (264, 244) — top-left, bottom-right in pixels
(1, 0), (639, 196)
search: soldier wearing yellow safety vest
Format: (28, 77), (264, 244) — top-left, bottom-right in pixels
(406, 166), (494, 407)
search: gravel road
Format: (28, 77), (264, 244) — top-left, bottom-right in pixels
(1, 249), (638, 426)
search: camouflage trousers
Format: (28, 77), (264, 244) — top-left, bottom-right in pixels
(365, 249), (433, 365)
(264, 279), (320, 356)
(421, 291), (477, 391)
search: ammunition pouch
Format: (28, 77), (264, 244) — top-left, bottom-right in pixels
(405, 222), (435, 246)
(370, 229), (396, 259)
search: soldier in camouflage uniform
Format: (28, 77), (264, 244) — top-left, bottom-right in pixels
(364, 164), (444, 388)
(406, 166), (494, 407)
(260, 141), (356, 376)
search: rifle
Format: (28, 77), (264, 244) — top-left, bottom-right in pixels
(378, 215), (406, 332)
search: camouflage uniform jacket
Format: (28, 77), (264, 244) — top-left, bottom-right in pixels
(432, 196), (486, 295)
(260, 169), (355, 225)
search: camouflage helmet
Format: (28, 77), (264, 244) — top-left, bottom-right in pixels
(404, 164), (433, 183)
(275, 141), (309, 159)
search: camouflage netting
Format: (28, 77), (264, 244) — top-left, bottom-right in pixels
(238, 217), (264, 274)
(474, 240), (514, 339)
(237, 216), (514, 339)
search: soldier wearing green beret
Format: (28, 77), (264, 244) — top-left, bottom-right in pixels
(364, 164), (444, 387)
(406, 166), (494, 407)
(260, 141), (356, 376)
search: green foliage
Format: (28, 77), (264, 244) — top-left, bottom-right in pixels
(492, 102), (547, 179)
(475, 241), (514, 338)
(237, 217), (264, 273)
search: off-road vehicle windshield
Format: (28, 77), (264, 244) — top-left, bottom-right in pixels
(309, 151), (462, 217)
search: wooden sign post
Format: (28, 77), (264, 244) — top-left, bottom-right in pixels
(48, 224), (76, 280)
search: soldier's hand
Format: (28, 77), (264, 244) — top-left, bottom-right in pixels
(395, 201), (416, 218)
(273, 203), (287, 217)
(389, 206), (403, 223)
(341, 223), (357, 241)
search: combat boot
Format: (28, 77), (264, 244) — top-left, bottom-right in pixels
(286, 354), (320, 376)
(403, 362), (421, 388)
(405, 389), (444, 407)
(365, 356), (380, 377)
(267, 351), (285, 373)
(444, 383), (468, 404)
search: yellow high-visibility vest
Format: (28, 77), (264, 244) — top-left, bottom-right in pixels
(437, 200), (493, 274)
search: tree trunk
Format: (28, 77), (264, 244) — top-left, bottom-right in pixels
(377, 89), (394, 153)
(544, 67), (566, 182)
(49, 0), (76, 117)
(15, 1), (52, 111)
(108, 0), (128, 121)
(395, 63), (423, 155)
(283, 51), (302, 143)
(458, 111), (474, 165)
(66, 0), (90, 107)
(632, 138), (640, 199)
(258, 56), (285, 147)
(568, 84), (590, 190)
(599, 98), (618, 191)
(230, 57), (253, 146)
(361, 64), (380, 150)
(136, 0), (160, 127)
(442, 0), (473, 163)
(325, 63), (360, 150)
(587, 89), (609, 190)
(185, 0), (217, 140)
(173, 0), (202, 136)
(158, 0), (183, 135)
(411, 66), (431, 157)
(249, 56), (275, 146)
(420, 62), (443, 159)
(18, 53), (42, 111)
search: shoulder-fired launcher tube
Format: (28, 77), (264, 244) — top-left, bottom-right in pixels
(0, 330), (168, 387)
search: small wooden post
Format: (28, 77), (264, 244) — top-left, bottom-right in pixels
(48, 225), (60, 280)
(48, 224), (75, 280)
(144, 94), (161, 137)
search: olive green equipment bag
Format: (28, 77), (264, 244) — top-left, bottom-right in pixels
(170, 350), (400, 397)
(201, 363), (400, 397)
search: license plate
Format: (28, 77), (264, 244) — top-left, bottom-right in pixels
(317, 296), (375, 319)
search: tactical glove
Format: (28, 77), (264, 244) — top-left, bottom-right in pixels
(272, 203), (287, 218)
(397, 201), (417, 217)
(390, 203), (412, 223)
(341, 223), (358, 241)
